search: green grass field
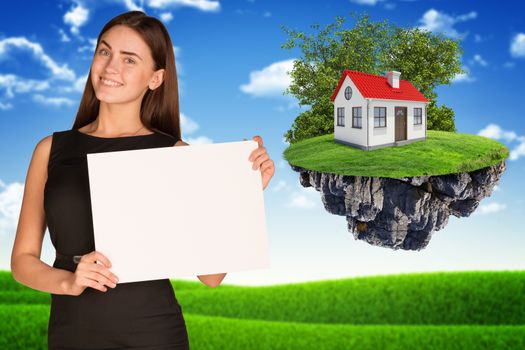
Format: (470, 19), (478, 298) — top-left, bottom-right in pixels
(1, 270), (524, 349)
(283, 130), (509, 178)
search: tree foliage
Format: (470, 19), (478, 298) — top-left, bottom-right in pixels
(281, 13), (463, 143)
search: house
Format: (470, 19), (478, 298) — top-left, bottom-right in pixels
(330, 70), (429, 151)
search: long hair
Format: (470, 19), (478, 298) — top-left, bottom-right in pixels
(72, 11), (180, 140)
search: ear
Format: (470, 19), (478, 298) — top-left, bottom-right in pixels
(149, 69), (165, 91)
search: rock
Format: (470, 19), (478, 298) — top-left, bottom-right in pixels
(290, 161), (506, 251)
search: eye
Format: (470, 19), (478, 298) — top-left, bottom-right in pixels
(98, 48), (109, 56)
(125, 57), (136, 64)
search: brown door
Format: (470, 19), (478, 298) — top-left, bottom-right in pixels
(395, 107), (407, 141)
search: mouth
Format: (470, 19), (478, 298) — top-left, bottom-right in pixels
(100, 76), (123, 87)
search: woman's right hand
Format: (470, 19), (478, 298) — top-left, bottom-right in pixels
(66, 251), (119, 296)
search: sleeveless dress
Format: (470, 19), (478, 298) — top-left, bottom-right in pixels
(44, 128), (190, 350)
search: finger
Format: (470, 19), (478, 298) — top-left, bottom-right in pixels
(94, 251), (112, 268)
(85, 271), (117, 288)
(89, 263), (119, 283)
(81, 275), (108, 292)
(81, 251), (102, 266)
(83, 278), (108, 292)
(252, 135), (263, 148)
(249, 146), (266, 161)
(260, 159), (275, 173)
(253, 154), (270, 170)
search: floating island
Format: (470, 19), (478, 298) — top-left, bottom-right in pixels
(283, 130), (509, 251)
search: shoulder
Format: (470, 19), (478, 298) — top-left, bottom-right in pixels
(34, 134), (53, 160)
(174, 139), (189, 146)
(32, 130), (70, 172)
(26, 134), (54, 182)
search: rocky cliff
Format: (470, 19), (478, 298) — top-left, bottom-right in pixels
(290, 161), (506, 250)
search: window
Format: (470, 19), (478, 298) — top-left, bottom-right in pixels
(414, 108), (422, 125)
(352, 107), (362, 128)
(337, 107), (345, 126)
(345, 86), (352, 100)
(374, 107), (386, 128)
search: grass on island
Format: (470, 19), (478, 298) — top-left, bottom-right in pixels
(1, 270), (524, 349)
(283, 130), (510, 178)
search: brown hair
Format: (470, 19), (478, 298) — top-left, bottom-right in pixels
(71, 11), (180, 140)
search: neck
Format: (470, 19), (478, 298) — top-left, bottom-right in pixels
(93, 101), (145, 135)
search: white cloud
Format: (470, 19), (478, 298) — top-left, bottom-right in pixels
(503, 61), (515, 69)
(0, 37), (76, 81)
(262, 11), (271, 18)
(147, 0), (220, 12)
(384, 2), (396, 10)
(476, 202), (506, 215)
(418, 8), (477, 39)
(186, 135), (213, 145)
(0, 36), (87, 101)
(276, 99), (298, 112)
(33, 94), (75, 107)
(0, 102), (13, 111)
(0, 180), (24, 238)
(59, 73), (89, 94)
(78, 38), (98, 54)
(173, 45), (183, 75)
(472, 54), (488, 67)
(173, 45), (181, 57)
(452, 66), (475, 83)
(240, 59), (295, 97)
(0, 74), (50, 98)
(271, 180), (288, 193)
(58, 28), (71, 43)
(510, 138), (525, 161)
(179, 113), (210, 144)
(160, 12), (174, 22)
(478, 124), (525, 161)
(180, 113), (199, 134)
(64, 2), (89, 35)
(478, 124), (517, 143)
(510, 33), (525, 58)
(122, 0), (145, 11)
(286, 188), (317, 209)
(350, 0), (383, 5)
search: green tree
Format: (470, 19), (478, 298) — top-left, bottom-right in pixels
(282, 13), (463, 143)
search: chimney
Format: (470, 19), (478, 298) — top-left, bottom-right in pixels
(386, 71), (401, 89)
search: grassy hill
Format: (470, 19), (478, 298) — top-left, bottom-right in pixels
(283, 130), (509, 178)
(1, 270), (524, 349)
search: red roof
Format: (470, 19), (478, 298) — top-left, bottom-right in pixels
(330, 69), (429, 103)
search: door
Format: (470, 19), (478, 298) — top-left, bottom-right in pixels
(395, 107), (407, 141)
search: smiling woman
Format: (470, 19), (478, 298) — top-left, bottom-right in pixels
(10, 9), (275, 350)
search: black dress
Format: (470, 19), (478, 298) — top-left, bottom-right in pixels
(44, 128), (190, 349)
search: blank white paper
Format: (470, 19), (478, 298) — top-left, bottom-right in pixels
(86, 140), (269, 284)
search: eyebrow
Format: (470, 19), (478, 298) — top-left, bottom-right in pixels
(99, 40), (143, 61)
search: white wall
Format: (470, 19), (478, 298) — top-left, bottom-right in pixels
(333, 77), (427, 149)
(368, 99), (427, 147)
(333, 76), (367, 147)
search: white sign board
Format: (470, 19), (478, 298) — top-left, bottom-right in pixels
(86, 140), (269, 284)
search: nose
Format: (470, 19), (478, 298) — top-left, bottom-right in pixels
(104, 55), (120, 74)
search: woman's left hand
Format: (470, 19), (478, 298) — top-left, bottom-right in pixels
(248, 135), (275, 190)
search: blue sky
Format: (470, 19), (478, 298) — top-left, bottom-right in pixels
(1, 0), (524, 286)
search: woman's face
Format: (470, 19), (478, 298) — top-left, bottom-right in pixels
(90, 25), (164, 105)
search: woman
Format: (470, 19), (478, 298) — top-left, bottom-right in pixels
(10, 10), (274, 349)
